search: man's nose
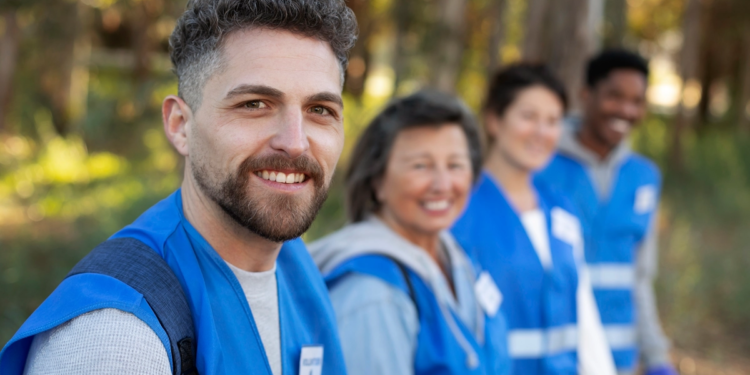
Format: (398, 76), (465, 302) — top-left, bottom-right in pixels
(620, 101), (641, 120)
(269, 109), (309, 159)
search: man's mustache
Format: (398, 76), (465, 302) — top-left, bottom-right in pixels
(238, 154), (325, 188)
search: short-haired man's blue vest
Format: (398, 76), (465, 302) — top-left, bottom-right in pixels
(452, 172), (580, 375)
(0, 190), (348, 375)
(536, 153), (661, 371)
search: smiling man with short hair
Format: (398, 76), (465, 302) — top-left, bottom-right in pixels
(537, 49), (678, 375)
(1, 1), (357, 374)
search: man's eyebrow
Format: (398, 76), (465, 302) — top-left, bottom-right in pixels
(224, 84), (285, 100)
(306, 92), (344, 108)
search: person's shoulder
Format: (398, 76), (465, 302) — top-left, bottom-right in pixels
(537, 181), (581, 218)
(624, 152), (662, 183)
(112, 191), (185, 252)
(536, 153), (587, 186)
(24, 308), (170, 375)
(282, 236), (329, 272)
(329, 272), (416, 321)
(548, 152), (586, 170)
(627, 152), (660, 172)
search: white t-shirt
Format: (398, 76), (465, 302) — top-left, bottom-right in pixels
(520, 209), (617, 375)
(520, 209), (553, 269)
(226, 262), (282, 375)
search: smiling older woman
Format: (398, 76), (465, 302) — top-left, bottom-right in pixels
(310, 91), (511, 375)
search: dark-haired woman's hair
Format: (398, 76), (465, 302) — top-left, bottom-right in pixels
(346, 90), (482, 223)
(484, 63), (568, 117)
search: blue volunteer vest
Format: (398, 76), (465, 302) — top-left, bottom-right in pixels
(452, 172), (579, 375)
(536, 152), (661, 371)
(0, 190), (347, 375)
(325, 254), (511, 375)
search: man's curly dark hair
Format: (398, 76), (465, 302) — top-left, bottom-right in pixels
(169, 0), (358, 110)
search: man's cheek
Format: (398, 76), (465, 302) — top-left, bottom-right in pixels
(314, 130), (344, 169)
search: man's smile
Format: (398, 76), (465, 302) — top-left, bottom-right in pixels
(255, 169), (308, 184)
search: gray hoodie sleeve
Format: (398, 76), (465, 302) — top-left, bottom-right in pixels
(23, 308), (170, 375)
(634, 210), (672, 367)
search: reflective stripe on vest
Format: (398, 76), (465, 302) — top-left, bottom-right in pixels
(604, 325), (636, 350)
(588, 264), (634, 289)
(508, 324), (578, 358)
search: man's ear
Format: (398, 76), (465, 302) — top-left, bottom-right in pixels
(162, 95), (193, 157)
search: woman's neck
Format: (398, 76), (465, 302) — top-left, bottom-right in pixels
(375, 212), (455, 295)
(485, 148), (538, 213)
(377, 211), (442, 258)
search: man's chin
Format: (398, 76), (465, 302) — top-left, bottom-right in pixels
(605, 131), (628, 148)
(233, 191), (327, 243)
(237, 209), (315, 243)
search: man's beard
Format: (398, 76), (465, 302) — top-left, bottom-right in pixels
(192, 154), (328, 242)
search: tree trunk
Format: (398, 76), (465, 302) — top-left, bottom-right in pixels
(431, 0), (468, 93)
(132, 2), (155, 81)
(522, 0), (550, 62)
(546, 0), (591, 112)
(0, 11), (20, 133)
(344, 0), (373, 99)
(738, 26), (750, 133)
(392, 0), (412, 92)
(48, 2), (79, 136)
(603, 0), (627, 47)
(587, 0), (605, 51)
(486, 0), (507, 78)
(670, 0), (702, 169)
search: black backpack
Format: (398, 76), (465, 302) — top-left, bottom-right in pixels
(68, 237), (198, 375)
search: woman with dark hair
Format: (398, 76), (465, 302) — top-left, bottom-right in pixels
(451, 64), (616, 375)
(310, 90), (511, 375)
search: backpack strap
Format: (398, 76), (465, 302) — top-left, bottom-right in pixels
(387, 256), (421, 318)
(67, 237), (198, 375)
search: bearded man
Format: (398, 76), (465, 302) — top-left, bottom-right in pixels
(1, 1), (357, 374)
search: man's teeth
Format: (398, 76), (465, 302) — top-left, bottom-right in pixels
(610, 119), (630, 133)
(255, 170), (306, 184)
(424, 200), (449, 211)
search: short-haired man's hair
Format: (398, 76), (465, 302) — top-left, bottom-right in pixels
(346, 90), (483, 223)
(586, 49), (649, 88)
(169, 0), (358, 110)
(484, 62), (568, 117)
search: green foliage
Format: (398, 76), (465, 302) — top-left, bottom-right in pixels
(632, 117), (750, 351)
(2, 0), (750, 360)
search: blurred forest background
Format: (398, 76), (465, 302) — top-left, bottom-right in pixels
(1, 0), (750, 372)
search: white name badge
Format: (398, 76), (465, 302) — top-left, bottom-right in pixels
(551, 207), (581, 247)
(474, 271), (502, 317)
(634, 185), (657, 214)
(299, 346), (324, 375)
